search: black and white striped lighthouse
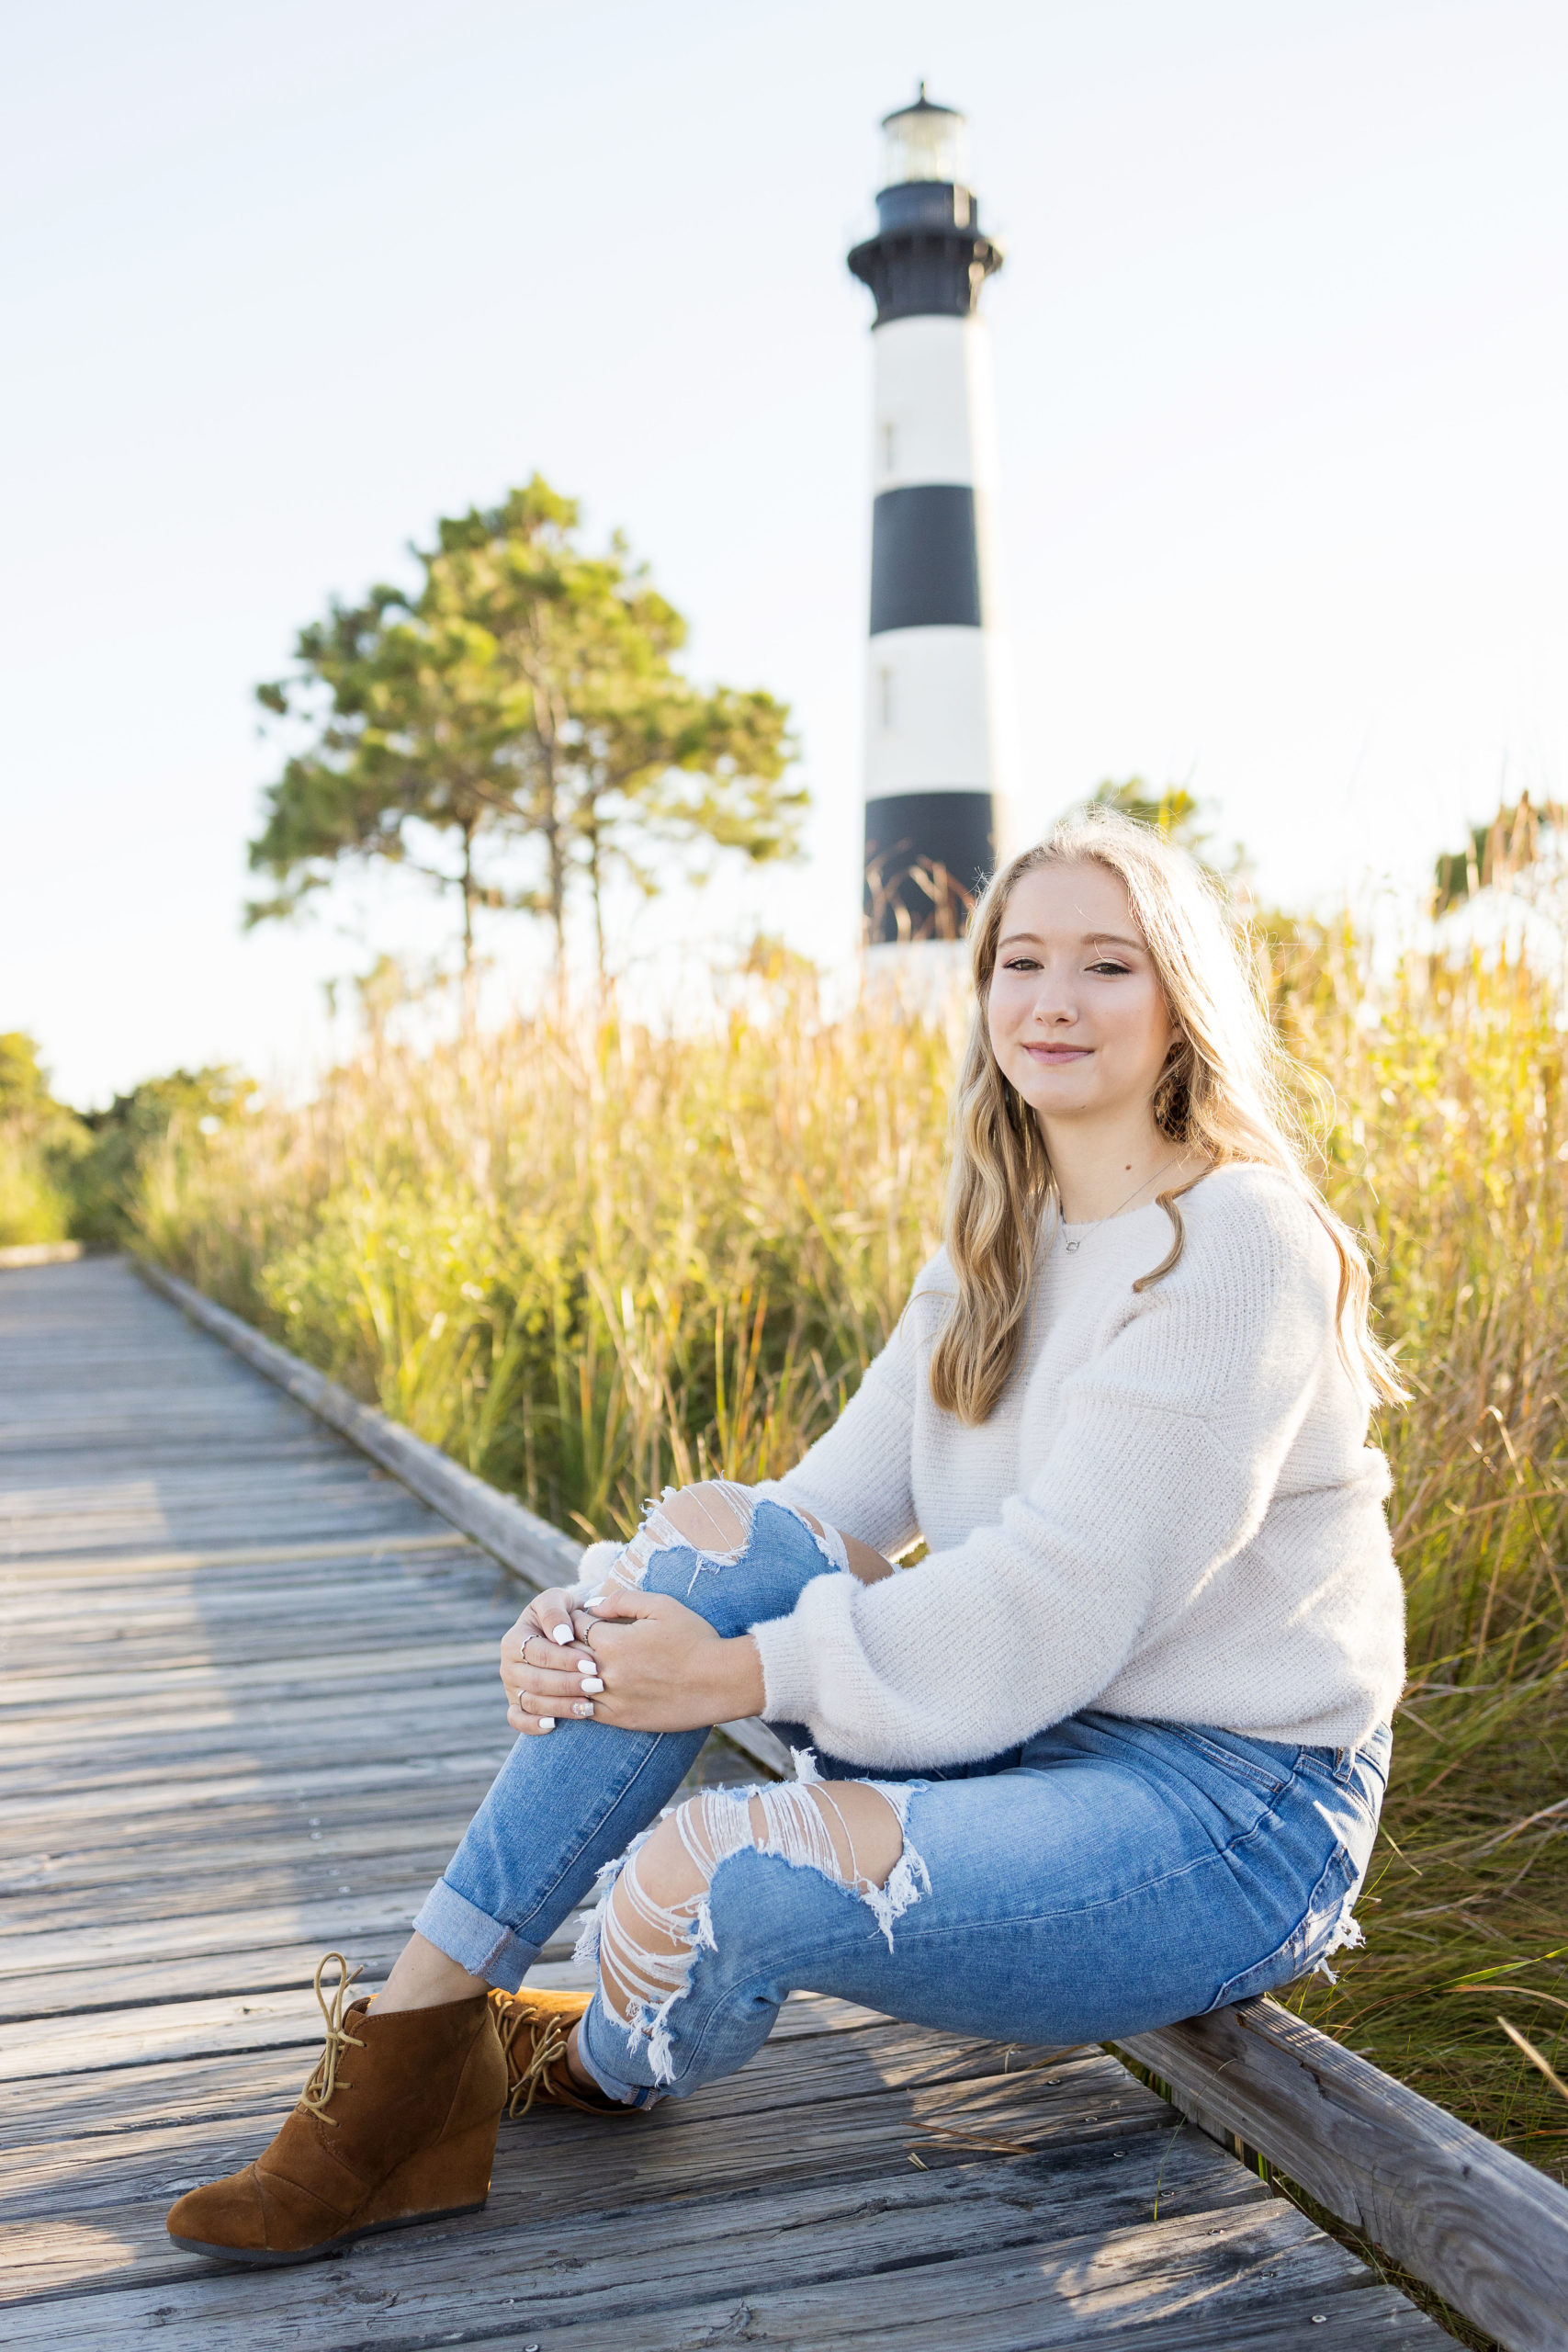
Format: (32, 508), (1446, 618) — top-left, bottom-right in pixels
(849, 89), (1014, 955)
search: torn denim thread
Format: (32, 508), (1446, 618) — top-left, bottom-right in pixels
(602, 1479), (849, 1600)
(577, 1776), (930, 2086)
(1306, 1762), (1374, 1984)
(1312, 1904), (1366, 1984)
(1309, 1844), (1370, 1987)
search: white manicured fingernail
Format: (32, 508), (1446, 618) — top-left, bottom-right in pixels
(536, 1716), (555, 1730)
(585, 1591), (605, 1608)
(577, 1655), (596, 1675)
(574, 1700), (592, 1717)
(581, 1676), (604, 1693)
(550, 1623), (573, 1645)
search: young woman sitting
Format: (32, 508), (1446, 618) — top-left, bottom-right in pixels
(168, 808), (1404, 2266)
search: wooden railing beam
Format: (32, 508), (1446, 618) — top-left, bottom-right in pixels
(1118, 1996), (1568, 2352)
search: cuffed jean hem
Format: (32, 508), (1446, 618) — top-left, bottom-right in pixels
(412, 1877), (540, 1993)
(573, 2010), (662, 2111)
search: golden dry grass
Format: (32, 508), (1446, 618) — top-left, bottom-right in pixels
(137, 932), (1568, 2177)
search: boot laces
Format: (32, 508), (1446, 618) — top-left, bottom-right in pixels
(299, 1951), (366, 2125)
(496, 2002), (571, 2119)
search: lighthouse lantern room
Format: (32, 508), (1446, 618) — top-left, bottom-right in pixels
(849, 89), (1014, 956)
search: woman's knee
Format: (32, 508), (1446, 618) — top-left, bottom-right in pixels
(597, 1781), (907, 2018)
(623, 1781), (902, 1905)
(586, 1486), (848, 1659)
(589, 1779), (927, 2090)
(657, 1482), (760, 1555)
(597, 1479), (761, 1605)
(656, 1481), (830, 1550)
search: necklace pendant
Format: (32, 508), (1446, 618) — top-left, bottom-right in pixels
(1065, 1238), (1081, 1253)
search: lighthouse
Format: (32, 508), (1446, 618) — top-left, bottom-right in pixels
(849, 89), (1014, 957)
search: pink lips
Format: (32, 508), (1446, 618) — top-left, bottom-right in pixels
(1024, 1044), (1091, 1063)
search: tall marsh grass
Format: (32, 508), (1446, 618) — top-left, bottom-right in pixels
(140, 936), (1568, 2177)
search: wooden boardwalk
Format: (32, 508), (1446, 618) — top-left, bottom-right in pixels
(0, 1257), (1450, 2348)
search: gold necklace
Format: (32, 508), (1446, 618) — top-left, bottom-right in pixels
(1060, 1157), (1184, 1253)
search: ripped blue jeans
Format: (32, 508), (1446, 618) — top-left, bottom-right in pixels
(414, 1492), (1390, 2108)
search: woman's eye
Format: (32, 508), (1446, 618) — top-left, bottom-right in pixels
(1089, 960), (1130, 977)
(1002, 956), (1041, 972)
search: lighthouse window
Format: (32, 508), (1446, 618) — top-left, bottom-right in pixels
(878, 668), (895, 729)
(882, 105), (966, 189)
(880, 422), (897, 476)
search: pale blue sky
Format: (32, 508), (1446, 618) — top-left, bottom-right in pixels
(4, 0), (1564, 1102)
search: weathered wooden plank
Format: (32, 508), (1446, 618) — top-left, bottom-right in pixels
(441, 2202), (1437, 2352)
(2, 1542), (497, 1592)
(1120, 1996), (1568, 2352)
(0, 1433), (372, 1466)
(2, 1483), (432, 1527)
(0, 1634), (499, 1690)
(4, 1666), (778, 1806)
(2, 1507), (433, 1559)
(0, 1464), (410, 1510)
(0, 1692), (502, 1757)
(0, 1973), (1066, 2089)
(2, 1515), (434, 1563)
(0, 1890), (440, 1979)
(0, 2053), (1155, 2256)
(0, 1792), (501, 1886)
(0, 1556), (474, 1610)
(0, 1736), (753, 1890)
(0, 2134), (1269, 2334)
(0, 1749), (505, 1834)
(2, 2057), (1168, 2301)
(0, 1994), (890, 2149)
(2, 2196), (1441, 2351)
(0, 1566), (492, 1635)
(0, 1920), (851, 2027)
(0, 1533), (472, 1587)
(0, 1468), (424, 1514)
(0, 1741), (493, 1804)
(1, 1880), (452, 1962)
(0, 1737), (508, 1817)
(0, 1844), (472, 1922)
(1, 1664), (502, 1730)
(2, 1636), (502, 1712)
(0, 1937), (418, 2029)
(0, 1626), (503, 1683)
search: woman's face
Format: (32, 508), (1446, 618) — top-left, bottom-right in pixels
(986, 861), (1179, 1130)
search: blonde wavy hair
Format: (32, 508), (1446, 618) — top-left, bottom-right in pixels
(927, 807), (1404, 1424)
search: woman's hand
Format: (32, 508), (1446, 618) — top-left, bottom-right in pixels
(500, 1499), (882, 1738)
(581, 1588), (766, 1732)
(500, 1588), (604, 1736)
(502, 1579), (763, 1737)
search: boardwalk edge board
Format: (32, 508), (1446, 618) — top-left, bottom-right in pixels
(1119, 1996), (1568, 2352)
(132, 1258), (794, 1779)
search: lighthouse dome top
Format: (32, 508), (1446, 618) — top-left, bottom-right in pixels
(880, 85), (968, 192)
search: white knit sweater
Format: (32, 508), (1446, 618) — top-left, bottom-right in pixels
(750, 1165), (1405, 1767)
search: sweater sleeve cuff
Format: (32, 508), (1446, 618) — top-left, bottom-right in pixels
(750, 1611), (818, 1724)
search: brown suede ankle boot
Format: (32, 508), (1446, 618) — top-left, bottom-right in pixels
(489, 1985), (634, 2118)
(167, 1954), (507, 2266)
